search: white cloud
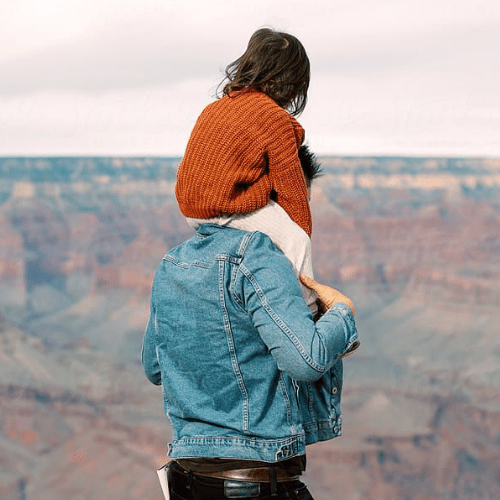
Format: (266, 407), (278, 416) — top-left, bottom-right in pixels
(0, 79), (217, 155)
(1, 0), (499, 156)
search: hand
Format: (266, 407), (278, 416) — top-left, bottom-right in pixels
(300, 275), (355, 317)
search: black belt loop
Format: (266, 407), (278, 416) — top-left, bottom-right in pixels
(269, 467), (278, 496)
(187, 469), (193, 491)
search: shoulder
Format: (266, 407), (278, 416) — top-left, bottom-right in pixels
(241, 230), (295, 274)
(242, 91), (305, 144)
(223, 90), (290, 120)
(194, 91), (278, 128)
(240, 90), (290, 118)
(194, 91), (304, 145)
(237, 230), (302, 301)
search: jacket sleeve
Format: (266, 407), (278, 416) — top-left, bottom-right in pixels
(141, 302), (162, 386)
(237, 232), (358, 382)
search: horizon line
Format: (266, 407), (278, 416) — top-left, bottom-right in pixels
(1, 154), (499, 160)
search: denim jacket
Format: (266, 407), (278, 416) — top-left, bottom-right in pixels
(142, 224), (358, 462)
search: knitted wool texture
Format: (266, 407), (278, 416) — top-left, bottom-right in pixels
(175, 89), (312, 236)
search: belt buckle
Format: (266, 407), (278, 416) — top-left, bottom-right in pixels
(224, 480), (261, 498)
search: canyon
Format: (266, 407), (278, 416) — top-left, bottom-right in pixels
(0, 156), (499, 499)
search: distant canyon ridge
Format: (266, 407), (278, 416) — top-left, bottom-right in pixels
(1, 156), (500, 500)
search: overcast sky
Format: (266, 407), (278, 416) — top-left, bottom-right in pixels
(1, 0), (499, 157)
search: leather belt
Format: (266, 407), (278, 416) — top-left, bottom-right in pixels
(192, 467), (300, 483)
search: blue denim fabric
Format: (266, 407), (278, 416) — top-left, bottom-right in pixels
(142, 224), (358, 462)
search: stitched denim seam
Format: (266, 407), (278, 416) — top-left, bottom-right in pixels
(239, 264), (325, 374)
(163, 254), (211, 269)
(219, 259), (250, 434)
(278, 373), (295, 432)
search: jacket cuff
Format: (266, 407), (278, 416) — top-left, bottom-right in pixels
(328, 302), (359, 357)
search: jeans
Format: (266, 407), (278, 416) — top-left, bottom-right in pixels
(167, 462), (315, 500)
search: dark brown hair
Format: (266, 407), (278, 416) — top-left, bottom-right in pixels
(298, 144), (322, 187)
(218, 28), (310, 116)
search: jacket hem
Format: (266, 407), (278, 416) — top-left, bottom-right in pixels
(168, 434), (307, 462)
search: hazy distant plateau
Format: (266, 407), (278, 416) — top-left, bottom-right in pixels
(1, 156), (499, 500)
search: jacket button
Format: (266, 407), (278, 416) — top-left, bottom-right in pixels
(331, 387), (338, 395)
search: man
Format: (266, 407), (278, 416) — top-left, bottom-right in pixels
(142, 150), (359, 499)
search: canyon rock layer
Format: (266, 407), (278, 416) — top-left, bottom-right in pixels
(1, 156), (499, 499)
